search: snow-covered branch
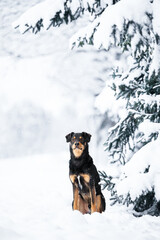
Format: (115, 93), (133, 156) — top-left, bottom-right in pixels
(71, 0), (153, 50)
(12, 0), (110, 34)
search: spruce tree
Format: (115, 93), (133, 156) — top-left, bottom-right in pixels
(95, 1), (160, 215)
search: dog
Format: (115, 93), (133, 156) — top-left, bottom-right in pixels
(65, 132), (105, 214)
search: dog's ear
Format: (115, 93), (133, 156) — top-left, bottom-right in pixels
(82, 132), (91, 143)
(65, 132), (74, 143)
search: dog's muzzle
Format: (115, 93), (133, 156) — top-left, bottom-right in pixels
(72, 142), (85, 158)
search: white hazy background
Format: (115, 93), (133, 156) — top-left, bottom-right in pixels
(0, 0), (110, 160)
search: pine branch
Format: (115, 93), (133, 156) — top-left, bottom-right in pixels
(105, 113), (143, 164)
(13, 0), (110, 34)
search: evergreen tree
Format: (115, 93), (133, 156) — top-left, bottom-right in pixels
(94, 0), (160, 216)
(14, 0), (160, 216)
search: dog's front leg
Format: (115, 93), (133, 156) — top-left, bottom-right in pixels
(80, 173), (97, 213)
(90, 185), (97, 213)
(70, 174), (79, 211)
(73, 185), (79, 210)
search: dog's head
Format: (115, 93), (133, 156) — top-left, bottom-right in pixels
(65, 132), (91, 158)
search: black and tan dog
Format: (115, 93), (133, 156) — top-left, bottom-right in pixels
(65, 132), (105, 214)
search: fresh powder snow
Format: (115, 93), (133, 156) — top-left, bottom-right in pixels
(0, 154), (160, 240)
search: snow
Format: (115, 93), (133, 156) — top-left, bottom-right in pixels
(12, 0), (110, 34)
(0, 154), (160, 240)
(70, 0), (152, 50)
(95, 83), (126, 119)
(116, 136), (160, 201)
(152, 0), (160, 35)
(150, 43), (160, 75)
(139, 120), (160, 140)
(0, 56), (71, 115)
(12, 0), (65, 33)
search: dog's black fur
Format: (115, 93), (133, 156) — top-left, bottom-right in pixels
(66, 132), (105, 214)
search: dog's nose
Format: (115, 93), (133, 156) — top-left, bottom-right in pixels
(75, 142), (79, 146)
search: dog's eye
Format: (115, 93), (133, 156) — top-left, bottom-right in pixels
(79, 137), (84, 142)
(71, 137), (76, 142)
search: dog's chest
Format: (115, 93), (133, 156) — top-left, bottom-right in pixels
(70, 173), (90, 192)
(77, 175), (83, 190)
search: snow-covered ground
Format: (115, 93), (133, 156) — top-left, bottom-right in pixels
(0, 153), (160, 240)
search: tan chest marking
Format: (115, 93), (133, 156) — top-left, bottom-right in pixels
(70, 173), (90, 185)
(70, 174), (77, 183)
(80, 174), (90, 183)
(73, 148), (83, 158)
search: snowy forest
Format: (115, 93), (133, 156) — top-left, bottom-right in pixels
(1, 0), (160, 239)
